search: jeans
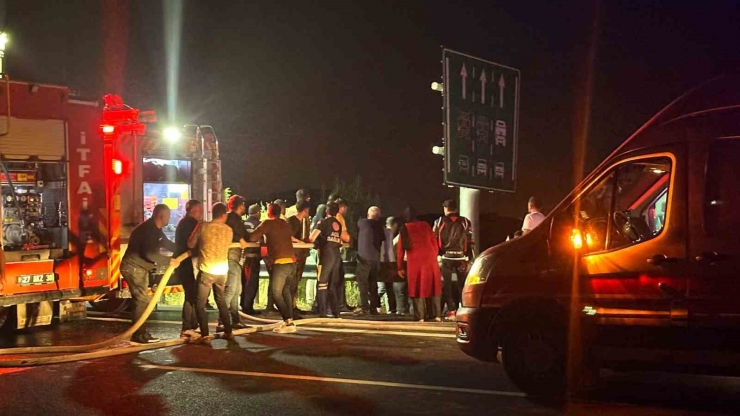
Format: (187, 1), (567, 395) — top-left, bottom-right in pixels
(241, 255), (261, 313)
(176, 258), (198, 331)
(290, 250), (309, 309)
(440, 259), (469, 313)
(378, 281), (408, 314)
(271, 263), (296, 321)
(411, 296), (442, 321)
(355, 255), (380, 311)
(318, 248), (341, 317)
(223, 249), (243, 325)
(120, 260), (151, 337)
(195, 272), (230, 337)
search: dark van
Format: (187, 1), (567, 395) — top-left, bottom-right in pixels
(456, 75), (740, 396)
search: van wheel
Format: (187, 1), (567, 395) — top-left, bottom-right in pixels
(501, 310), (566, 396)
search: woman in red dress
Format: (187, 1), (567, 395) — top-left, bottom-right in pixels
(397, 207), (442, 322)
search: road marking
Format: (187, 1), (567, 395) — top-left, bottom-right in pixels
(140, 364), (526, 397)
(87, 317), (454, 338)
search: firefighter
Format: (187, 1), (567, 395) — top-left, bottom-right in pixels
(433, 199), (475, 321)
(120, 204), (180, 344)
(310, 202), (350, 318)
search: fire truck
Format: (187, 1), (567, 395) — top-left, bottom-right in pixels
(0, 80), (222, 329)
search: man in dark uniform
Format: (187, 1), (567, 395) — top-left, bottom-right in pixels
(175, 200), (202, 338)
(310, 202), (350, 317)
(287, 200), (311, 317)
(221, 195), (250, 331)
(120, 204), (179, 344)
(241, 203), (262, 314)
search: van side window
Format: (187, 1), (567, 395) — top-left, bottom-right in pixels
(609, 158), (672, 250)
(704, 139), (740, 237)
(575, 173), (615, 253)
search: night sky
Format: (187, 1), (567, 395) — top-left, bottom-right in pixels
(3, 0), (739, 218)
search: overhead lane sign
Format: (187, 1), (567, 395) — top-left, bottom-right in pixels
(442, 49), (520, 192)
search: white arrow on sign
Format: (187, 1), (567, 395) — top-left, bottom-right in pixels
(460, 64), (468, 100)
(498, 75), (506, 109)
(479, 69), (487, 104)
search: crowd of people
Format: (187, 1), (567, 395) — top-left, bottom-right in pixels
(120, 188), (540, 345)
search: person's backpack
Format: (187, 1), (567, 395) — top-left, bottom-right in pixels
(436, 215), (470, 258)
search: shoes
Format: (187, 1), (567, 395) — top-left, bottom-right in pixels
(233, 323), (249, 330)
(353, 308), (366, 316)
(215, 325), (225, 333)
(192, 335), (213, 345)
(273, 322), (297, 334)
(131, 333), (159, 344)
(180, 329), (200, 339)
(444, 311), (457, 321)
(433, 317), (442, 322)
(144, 331), (160, 343)
(221, 332), (235, 341)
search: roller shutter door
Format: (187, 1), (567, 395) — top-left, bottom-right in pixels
(0, 117), (65, 160)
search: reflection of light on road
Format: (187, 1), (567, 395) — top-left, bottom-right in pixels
(164, 0), (183, 123)
(141, 364), (526, 397)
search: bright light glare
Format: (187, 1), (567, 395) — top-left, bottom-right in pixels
(571, 228), (583, 250)
(102, 125), (115, 134)
(0, 33), (8, 51)
(164, 127), (181, 142)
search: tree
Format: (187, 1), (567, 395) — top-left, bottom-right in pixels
(322, 175), (380, 243)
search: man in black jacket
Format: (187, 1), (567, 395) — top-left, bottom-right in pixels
(433, 199), (475, 321)
(175, 200), (202, 338)
(120, 204), (179, 343)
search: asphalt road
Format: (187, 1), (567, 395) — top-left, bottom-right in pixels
(1, 312), (740, 416)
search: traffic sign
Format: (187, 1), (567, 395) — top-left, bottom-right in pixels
(442, 49), (520, 192)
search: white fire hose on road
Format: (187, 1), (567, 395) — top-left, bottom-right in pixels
(0, 243), (452, 367)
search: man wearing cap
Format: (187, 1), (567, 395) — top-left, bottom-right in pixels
(220, 195), (250, 331)
(241, 203), (262, 315)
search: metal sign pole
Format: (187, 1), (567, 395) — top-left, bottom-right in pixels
(459, 186), (480, 256)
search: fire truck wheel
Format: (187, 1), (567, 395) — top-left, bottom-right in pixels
(88, 298), (130, 314)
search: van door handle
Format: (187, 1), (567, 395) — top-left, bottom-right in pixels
(648, 254), (678, 266)
(695, 252), (730, 263)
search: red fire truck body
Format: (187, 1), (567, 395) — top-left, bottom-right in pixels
(0, 80), (222, 328)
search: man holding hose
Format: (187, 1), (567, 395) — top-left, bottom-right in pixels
(248, 203), (298, 334)
(189, 203), (247, 344)
(120, 204), (179, 344)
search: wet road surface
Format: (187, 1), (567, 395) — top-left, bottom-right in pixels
(1, 311), (740, 415)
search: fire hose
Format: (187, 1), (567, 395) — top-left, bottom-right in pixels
(0, 243), (451, 367)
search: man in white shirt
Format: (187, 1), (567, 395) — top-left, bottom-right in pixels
(522, 197), (546, 235)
